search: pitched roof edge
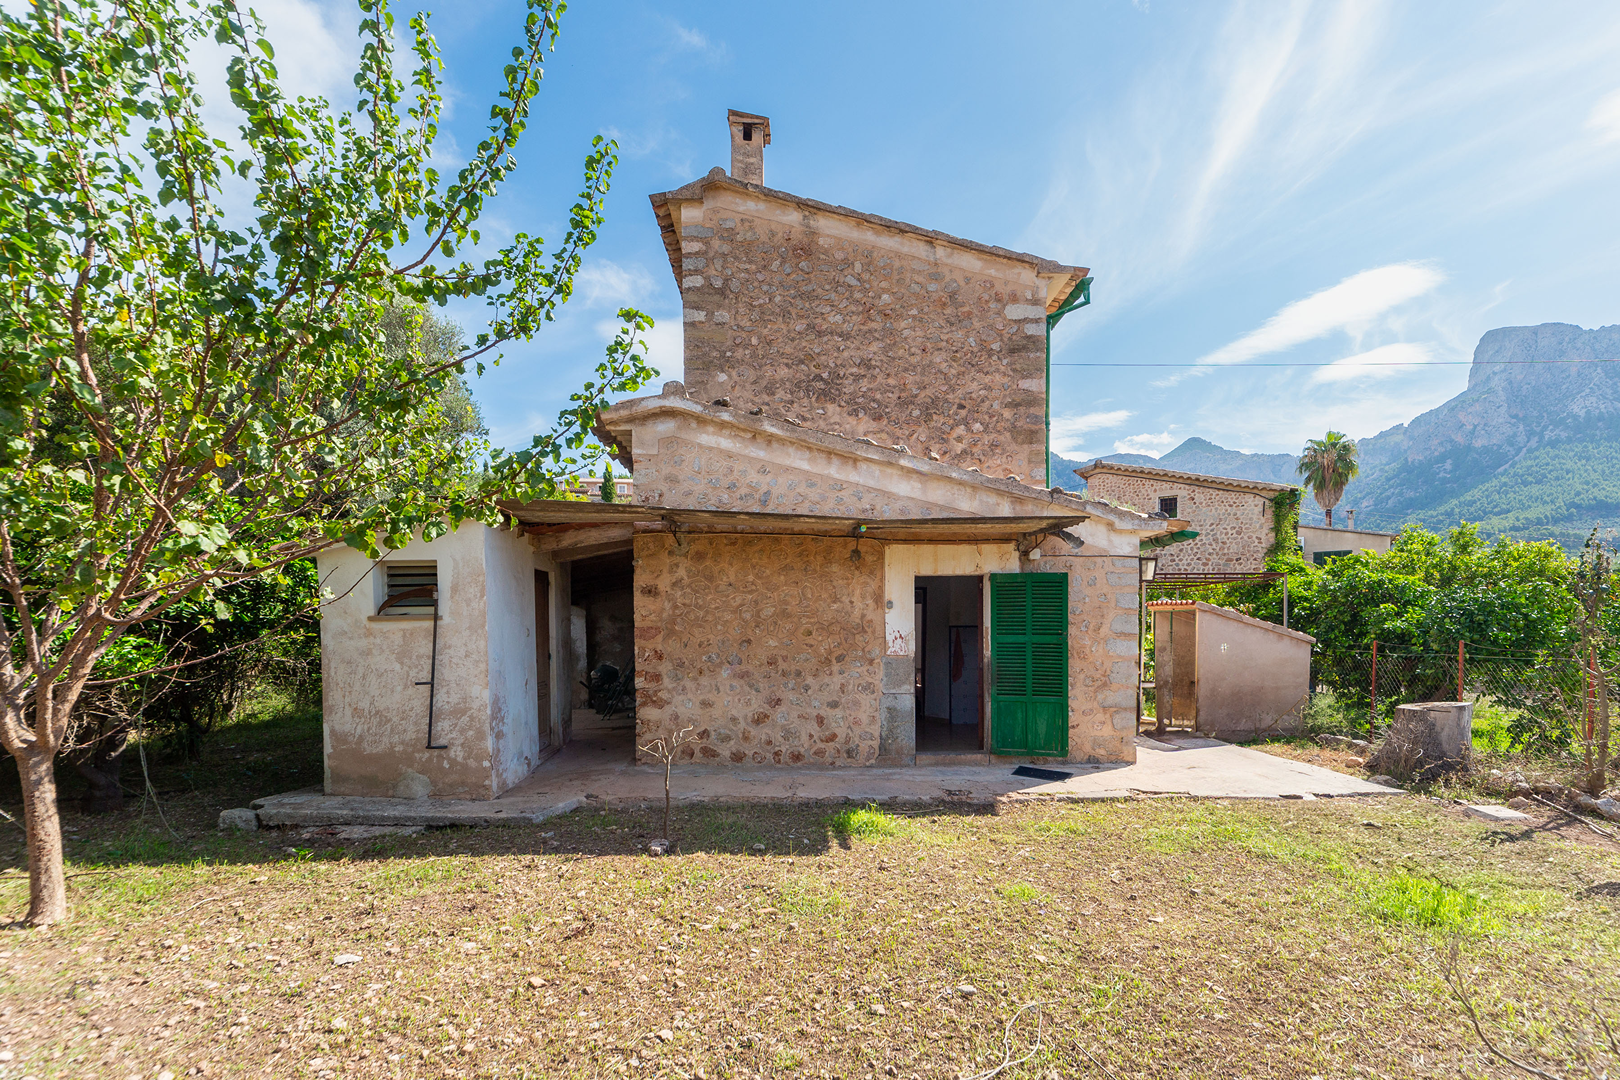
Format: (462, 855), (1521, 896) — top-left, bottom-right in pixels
(648, 169), (1088, 306)
(1145, 599), (1317, 644)
(600, 391), (1159, 526)
(1077, 459), (1297, 495)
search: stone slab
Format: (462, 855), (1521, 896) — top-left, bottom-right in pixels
(1463, 804), (1533, 823)
(251, 736), (1402, 827)
(255, 792), (585, 828)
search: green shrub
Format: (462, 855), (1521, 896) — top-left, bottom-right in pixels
(1367, 871), (1487, 932)
(827, 804), (906, 839)
(1302, 690), (1367, 737)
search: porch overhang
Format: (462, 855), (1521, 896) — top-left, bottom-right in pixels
(500, 500), (1087, 546)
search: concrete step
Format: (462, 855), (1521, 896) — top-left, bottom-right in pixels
(915, 751), (990, 767)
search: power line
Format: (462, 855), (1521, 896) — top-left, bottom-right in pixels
(1052, 358), (1620, 367)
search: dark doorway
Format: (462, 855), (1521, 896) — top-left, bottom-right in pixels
(565, 550), (636, 757)
(914, 575), (984, 754)
(534, 570), (552, 750)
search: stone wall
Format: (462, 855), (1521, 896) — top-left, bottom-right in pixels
(1033, 551), (1140, 762)
(633, 532), (885, 765)
(1085, 474), (1275, 574)
(674, 193), (1052, 482)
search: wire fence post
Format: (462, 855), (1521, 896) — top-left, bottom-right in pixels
(1369, 639), (1379, 737)
(1457, 639), (1465, 702)
(1587, 646), (1598, 771)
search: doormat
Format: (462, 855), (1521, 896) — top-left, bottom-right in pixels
(1012, 765), (1073, 782)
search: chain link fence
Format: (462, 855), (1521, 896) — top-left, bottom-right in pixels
(1310, 642), (1591, 755)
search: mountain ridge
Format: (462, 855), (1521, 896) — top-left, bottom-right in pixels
(1050, 322), (1620, 547)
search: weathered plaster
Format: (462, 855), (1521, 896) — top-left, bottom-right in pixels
(319, 524), (568, 799)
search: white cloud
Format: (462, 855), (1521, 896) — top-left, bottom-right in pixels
(671, 24), (712, 51)
(640, 319), (684, 385)
(1114, 431), (1179, 457)
(591, 312), (683, 388)
(1310, 341), (1434, 383)
(1196, 262), (1445, 367)
(1589, 88), (1620, 143)
(1049, 409), (1133, 454)
(576, 260), (658, 309)
(659, 19), (728, 61)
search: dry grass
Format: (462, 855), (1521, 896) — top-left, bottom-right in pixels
(0, 713), (1618, 1078)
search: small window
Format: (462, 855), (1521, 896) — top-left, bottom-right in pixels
(380, 563), (437, 615)
(1158, 496), (1179, 518)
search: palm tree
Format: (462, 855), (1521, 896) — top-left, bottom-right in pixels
(1297, 431), (1360, 527)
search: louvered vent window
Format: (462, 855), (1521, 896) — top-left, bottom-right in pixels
(1158, 496), (1178, 518)
(381, 563), (438, 615)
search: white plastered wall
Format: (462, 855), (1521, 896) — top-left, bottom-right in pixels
(318, 523), (570, 799)
(882, 544), (1021, 659)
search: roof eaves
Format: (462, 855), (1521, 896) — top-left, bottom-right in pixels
(648, 169), (1088, 292)
(599, 391), (1093, 512)
(1145, 599), (1317, 644)
(1077, 459), (1296, 495)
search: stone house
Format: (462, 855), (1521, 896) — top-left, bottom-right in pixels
(316, 110), (1186, 800)
(653, 110), (1091, 485)
(1077, 461), (1295, 575)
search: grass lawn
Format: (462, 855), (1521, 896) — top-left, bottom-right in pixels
(0, 708), (1617, 1079)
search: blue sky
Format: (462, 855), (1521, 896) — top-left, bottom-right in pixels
(240, 0), (1620, 462)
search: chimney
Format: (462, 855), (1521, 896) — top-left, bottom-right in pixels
(727, 109), (771, 186)
(1346, 509), (1356, 530)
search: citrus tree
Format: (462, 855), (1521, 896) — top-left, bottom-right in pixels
(0, 0), (654, 923)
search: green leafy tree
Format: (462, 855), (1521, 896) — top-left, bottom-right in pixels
(0, 0), (654, 923)
(1297, 431), (1360, 527)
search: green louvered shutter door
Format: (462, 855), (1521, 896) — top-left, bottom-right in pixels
(989, 573), (1069, 757)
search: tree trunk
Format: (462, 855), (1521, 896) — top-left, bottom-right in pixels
(16, 748), (67, 925)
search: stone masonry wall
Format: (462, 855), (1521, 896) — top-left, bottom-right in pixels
(635, 435), (968, 517)
(633, 532), (885, 765)
(1085, 475), (1275, 575)
(1032, 551), (1140, 762)
(676, 199), (1051, 482)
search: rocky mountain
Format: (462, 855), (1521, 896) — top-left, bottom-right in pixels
(1051, 322), (1620, 549)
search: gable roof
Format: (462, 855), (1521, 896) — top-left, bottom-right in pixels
(1078, 459), (1297, 496)
(647, 168), (1090, 313)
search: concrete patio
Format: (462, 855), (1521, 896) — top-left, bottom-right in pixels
(249, 730), (1402, 829)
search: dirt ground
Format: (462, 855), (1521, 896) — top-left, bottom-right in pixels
(0, 711), (1618, 1079)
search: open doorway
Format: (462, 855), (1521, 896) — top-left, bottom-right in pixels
(914, 575), (984, 754)
(534, 569), (552, 751)
(565, 550), (636, 759)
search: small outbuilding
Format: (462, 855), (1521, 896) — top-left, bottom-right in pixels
(1297, 523), (1396, 565)
(1148, 600), (1314, 741)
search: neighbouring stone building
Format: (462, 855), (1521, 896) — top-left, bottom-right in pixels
(316, 109), (1194, 799)
(1078, 460), (1295, 575)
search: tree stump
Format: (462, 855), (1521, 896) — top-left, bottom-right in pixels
(1366, 701), (1474, 782)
